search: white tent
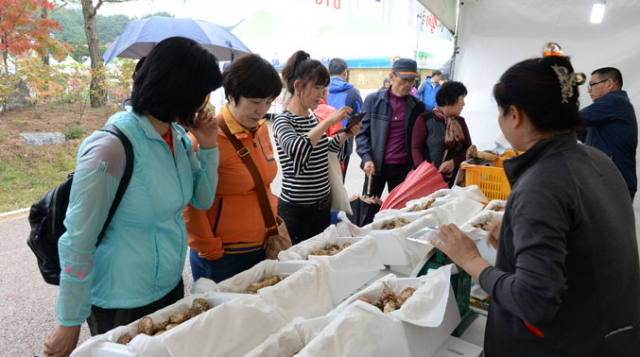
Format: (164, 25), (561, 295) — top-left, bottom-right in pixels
(453, 0), (640, 149)
(451, 0), (640, 253)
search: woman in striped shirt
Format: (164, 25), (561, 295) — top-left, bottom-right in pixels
(274, 51), (361, 244)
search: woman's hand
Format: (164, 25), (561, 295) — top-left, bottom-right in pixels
(430, 224), (491, 281)
(190, 109), (218, 149)
(344, 121), (362, 137)
(487, 217), (502, 249)
(326, 106), (353, 126)
(44, 325), (81, 357)
(439, 159), (455, 174)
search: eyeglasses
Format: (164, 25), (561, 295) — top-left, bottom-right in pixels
(588, 78), (608, 89)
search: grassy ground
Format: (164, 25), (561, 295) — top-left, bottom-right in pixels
(0, 102), (119, 213)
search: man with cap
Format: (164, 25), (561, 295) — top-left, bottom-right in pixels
(356, 58), (426, 197)
(416, 70), (442, 111)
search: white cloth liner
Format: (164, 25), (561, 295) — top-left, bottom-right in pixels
(278, 225), (385, 272)
(207, 259), (335, 321)
(70, 293), (269, 357)
(158, 295), (288, 357)
(459, 209), (504, 266)
(373, 186), (487, 223)
(243, 315), (337, 357)
(484, 199), (507, 212)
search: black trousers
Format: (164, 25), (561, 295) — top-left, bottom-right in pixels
(362, 163), (410, 198)
(278, 198), (331, 245)
(86, 279), (184, 336)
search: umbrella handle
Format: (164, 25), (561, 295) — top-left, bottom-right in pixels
(367, 171), (372, 196)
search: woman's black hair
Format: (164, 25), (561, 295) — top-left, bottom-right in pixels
(132, 56), (146, 80)
(281, 50), (330, 95)
(223, 54), (282, 104)
(131, 37), (222, 126)
(493, 56), (583, 133)
(436, 81), (467, 107)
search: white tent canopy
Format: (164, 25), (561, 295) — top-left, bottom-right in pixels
(453, 0), (640, 254)
(454, 0), (640, 150)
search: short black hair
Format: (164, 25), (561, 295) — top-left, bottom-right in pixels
(592, 67), (623, 88)
(493, 56), (582, 133)
(436, 81), (467, 107)
(281, 50), (330, 95)
(329, 58), (348, 75)
(432, 70), (442, 77)
(131, 37), (222, 126)
(223, 54), (282, 105)
(132, 56), (146, 80)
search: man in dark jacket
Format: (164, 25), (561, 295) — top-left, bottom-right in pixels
(356, 58), (426, 197)
(416, 70), (442, 111)
(327, 58), (363, 181)
(580, 67), (638, 200)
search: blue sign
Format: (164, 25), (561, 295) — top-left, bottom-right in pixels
(271, 58), (280, 67)
(321, 57), (330, 67)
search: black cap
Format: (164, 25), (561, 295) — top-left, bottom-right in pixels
(392, 58), (418, 79)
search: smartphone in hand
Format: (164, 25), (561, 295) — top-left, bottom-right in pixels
(331, 111), (366, 136)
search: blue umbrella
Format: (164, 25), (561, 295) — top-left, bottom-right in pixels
(102, 17), (251, 63)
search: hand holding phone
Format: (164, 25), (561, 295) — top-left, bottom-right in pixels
(331, 111), (366, 136)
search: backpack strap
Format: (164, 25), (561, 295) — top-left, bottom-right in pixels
(96, 125), (134, 246)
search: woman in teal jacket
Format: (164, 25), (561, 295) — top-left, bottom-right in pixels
(44, 37), (222, 357)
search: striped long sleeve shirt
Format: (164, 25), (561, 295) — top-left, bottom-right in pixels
(273, 110), (345, 204)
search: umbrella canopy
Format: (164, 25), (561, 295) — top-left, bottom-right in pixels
(102, 17), (251, 64)
(379, 161), (448, 211)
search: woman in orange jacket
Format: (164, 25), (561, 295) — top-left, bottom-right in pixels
(183, 54), (283, 282)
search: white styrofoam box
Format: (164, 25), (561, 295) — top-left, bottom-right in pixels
(433, 336), (483, 357)
(306, 237), (384, 305)
(72, 293), (243, 357)
(304, 267), (461, 357)
(350, 214), (439, 267)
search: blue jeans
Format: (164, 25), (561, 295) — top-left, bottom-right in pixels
(189, 248), (265, 283)
(278, 198), (331, 245)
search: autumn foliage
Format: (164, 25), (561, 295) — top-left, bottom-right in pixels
(0, 0), (72, 74)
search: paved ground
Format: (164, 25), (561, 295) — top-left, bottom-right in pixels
(0, 123), (375, 357)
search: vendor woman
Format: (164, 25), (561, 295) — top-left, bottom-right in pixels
(432, 56), (640, 356)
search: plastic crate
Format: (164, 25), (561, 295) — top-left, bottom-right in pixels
(461, 163), (511, 201)
(461, 150), (522, 200)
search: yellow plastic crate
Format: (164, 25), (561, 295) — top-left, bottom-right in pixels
(461, 163), (511, 201)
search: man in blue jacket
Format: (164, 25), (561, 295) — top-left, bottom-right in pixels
(356, 58), (426, 198)
(416, 70), (442, 111)
(580, 67), (638, 200)
(327, 58), (363, 180)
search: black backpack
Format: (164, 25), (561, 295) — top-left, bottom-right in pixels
(26, 125), (134, 285)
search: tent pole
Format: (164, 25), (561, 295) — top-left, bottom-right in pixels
(451, 0), (463, 80)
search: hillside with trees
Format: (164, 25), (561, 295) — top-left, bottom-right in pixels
(52, 8), (173, 62)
